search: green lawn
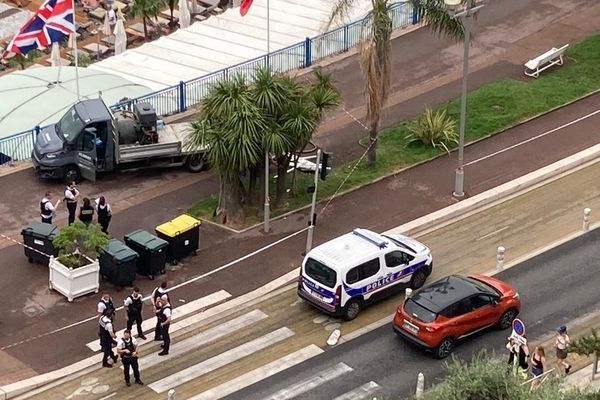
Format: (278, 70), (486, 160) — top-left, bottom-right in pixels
(188, 35), (600, 226)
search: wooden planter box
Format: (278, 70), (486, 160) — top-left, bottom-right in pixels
(49, 256), (100, 302)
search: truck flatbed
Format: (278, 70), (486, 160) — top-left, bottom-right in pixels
(117, 123), (192, 163)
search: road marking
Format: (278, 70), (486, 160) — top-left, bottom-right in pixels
(86, 290), (231, 351)
(338, 314), (394, 345)
(332, 381), (381, 400)
(476, 225), (509, 241)
(125, 309), (268, 370)
(98, 393), (117, 400)
(188, 345), (324, 400)
(263, 362), (354, 400)
(149, 327), (295, 393)
(464, 108), (600, 167)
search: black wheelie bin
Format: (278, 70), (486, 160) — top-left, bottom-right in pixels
(21, 222), (59, 264)
(155, 214), (200, 264)
(124, 229), (168, 280)
(99, 239), (139, 286)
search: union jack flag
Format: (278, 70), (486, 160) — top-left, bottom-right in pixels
(2, 0), (74, 58)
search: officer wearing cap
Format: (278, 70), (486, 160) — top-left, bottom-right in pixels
(99, 309), (118, 368)
(124, 287), (146, 340)
(116, 329), (144, 386)
(157, 295), (172, 356)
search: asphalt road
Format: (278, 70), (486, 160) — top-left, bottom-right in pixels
(228, 229), (600, 400)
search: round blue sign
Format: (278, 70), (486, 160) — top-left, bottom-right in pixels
(512, 318), (525, 336)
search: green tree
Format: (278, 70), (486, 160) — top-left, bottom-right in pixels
(186, 67), (339, 225)
(568, 328), (600, 380)
(128, 0), (164, 38)
(8, 49), (42, 70)
(325, 0), (463, 166)
(420, 350), (593, 400)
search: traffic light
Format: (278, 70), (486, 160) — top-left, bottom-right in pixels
(320, 151), (331, 180)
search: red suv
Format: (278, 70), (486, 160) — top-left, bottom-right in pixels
(393, 274), (521, 358)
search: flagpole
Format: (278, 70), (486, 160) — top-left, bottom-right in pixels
(71, 0), (80, 100)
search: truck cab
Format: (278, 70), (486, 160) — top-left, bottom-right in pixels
(32, 99), (115, 182)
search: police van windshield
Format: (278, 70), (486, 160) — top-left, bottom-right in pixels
(305, 258), (336, 288)
(404, 298), (437, 323)
(56, 107), (85, 142)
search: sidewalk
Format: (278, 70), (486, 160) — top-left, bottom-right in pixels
(1, 0), (600, 388)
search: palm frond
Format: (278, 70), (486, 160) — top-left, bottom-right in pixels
(411, 0), (464, 41)
(323, 0), (360, 33)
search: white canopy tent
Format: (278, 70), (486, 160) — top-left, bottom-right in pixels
(89, 0), (375, 90)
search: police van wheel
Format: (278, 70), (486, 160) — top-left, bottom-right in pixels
(409, 269), (427, 290)
(343, 300), (361, 321)
(63, 165), (80, 183)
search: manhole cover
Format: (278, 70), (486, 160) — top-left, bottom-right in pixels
(23, 304), (45, 318)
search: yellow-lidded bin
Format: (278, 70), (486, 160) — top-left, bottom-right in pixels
(155, 214), (200, 264)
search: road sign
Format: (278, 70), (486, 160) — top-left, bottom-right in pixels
(510, 318), (527, 345)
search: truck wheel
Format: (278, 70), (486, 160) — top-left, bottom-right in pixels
(343, 299), (362, 321)
(63, 165), (80, 183)
(186, 154), (205, 173)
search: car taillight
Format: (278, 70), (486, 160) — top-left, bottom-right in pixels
(335, 286), (341, 305)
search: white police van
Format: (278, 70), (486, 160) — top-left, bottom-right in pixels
(298, 228), (433, 320)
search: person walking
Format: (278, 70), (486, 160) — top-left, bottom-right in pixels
(151, 282), (169, 342)
(99, 309), (118, 368)
(63, 181), (80, 225)
(116, 330), (144, 386)
(124, 287), (146, 340)
(530, 346), (546, 389)
(157, 295), (171, 356)
(555, 325), (572, 374)
(95, 196), (112, 234)
(78, 197), (94, 226)
(40, 191), (60, 224)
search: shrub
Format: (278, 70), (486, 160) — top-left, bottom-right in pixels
(52, 221), (108, 268)
(404, 107), (458, 153)
(77, 53), (92, 67)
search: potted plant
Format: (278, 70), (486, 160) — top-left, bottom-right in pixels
(49, 221), (108, 302)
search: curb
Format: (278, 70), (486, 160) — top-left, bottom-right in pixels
(385, 143), (600, 237)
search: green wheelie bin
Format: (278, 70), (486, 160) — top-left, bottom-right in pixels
(21, 222), (59, 264)
(99, 239), (139, 287)
(124, 229), (168, 280)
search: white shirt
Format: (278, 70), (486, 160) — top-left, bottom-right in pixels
(41, 197), (55, 214)
(162, 304), (172, 318)
(116, 336), (138, 350)
(97, 300), (111, 314)
(124, 293), (143, 306)
(556, 334), (570, 350)
(95, 198), (112, 214)
(152, 287), (168, 302)
(100, 316), (114, 334)
(64, 188), (77, 201)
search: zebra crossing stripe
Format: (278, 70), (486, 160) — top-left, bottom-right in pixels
(148, 327), (295, 393)
(124, 309), (268, 370)
(188, 345), (324, 400)
(264, 362), (354, 400)
(332, 381), (381, 400)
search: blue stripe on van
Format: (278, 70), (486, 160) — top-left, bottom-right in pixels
(343, 260), (427, 297)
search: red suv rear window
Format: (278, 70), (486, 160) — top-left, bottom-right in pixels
(404, 299), (437, 323)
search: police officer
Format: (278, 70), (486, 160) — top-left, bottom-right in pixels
(40, 191), (60, 224)
(95, 196), (112, 234)
(99, 309), (118, 368)
(151, 282), (169, 341)
(63, 181), (80, 225)
(124, 287), (146, 340)
(157, 295), (171, 356)
(116, 330), (144, 386)
(78, 197), (95, 226)
(97, 293), (115, 317)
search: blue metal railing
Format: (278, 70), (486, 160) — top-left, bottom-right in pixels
(0, 1), (417, 166)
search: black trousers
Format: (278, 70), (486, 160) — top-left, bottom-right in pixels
(98, 217), (110, 234)
(100, 341), (115, 364)
(162, 323), (170, 352)
(154, 317), (162, 340)
(41, 216), (52, 224)
(66, 202), (77, 225)
(127, 313), (144, 337)
(122, 357), (140, 383)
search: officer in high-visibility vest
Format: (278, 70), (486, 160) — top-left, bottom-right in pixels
(99, 309), (118, 368)
(116, 329), (143, 386)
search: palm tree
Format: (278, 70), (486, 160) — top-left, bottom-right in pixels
(325, 0), (464, 166)
(128, 0), (164, 38)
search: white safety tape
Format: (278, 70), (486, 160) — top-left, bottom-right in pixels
(0, 233), (52, 258)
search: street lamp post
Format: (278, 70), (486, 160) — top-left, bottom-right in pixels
(263, 0), (271, 233)
(443, 0), (485, 198)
